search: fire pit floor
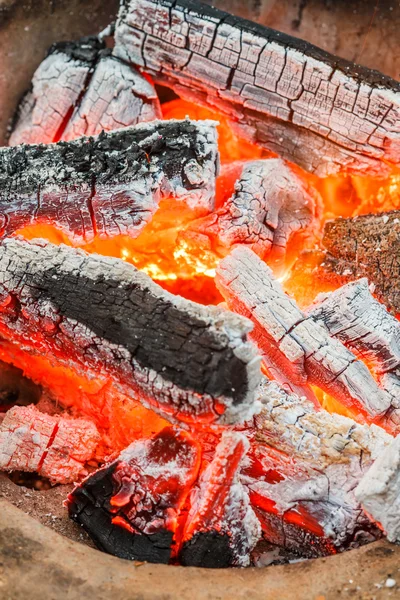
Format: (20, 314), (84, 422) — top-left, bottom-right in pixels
(0, 496), (398, 600)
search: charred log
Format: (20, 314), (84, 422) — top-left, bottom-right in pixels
(114, 0), (400, 176)
(0, 405), (100, 484)
(184, 158), (320, 262)
(0, 238), (261, 426)
(181, 431), (260, 567)
(321, 211), (400, 315)
(0, 119), (218, 244)
(308, 279), (400, 429)
(244, 380), (390, 555)
(355, 434), (400, 544)
(10, 36), (161, 146)
(68, 427), (201, 563)
(215, 246), (393, 425)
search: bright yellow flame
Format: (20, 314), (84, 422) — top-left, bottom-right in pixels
(173, 240), (218, 278)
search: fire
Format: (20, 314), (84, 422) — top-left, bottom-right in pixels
(4, 94), (400, 560)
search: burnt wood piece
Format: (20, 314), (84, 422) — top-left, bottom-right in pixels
(244, 380), (390, 555)
(0, 405), (100, 484)
(186, 158), (320, 261)
(1, 119), (218, 244)
(322, 211), (400, 315)
(181, 431), (261, 568)
(0, 238), (261, 426)
(215, 246), (393, 423)
(10, 37), (161, 146)
(308, 279), (400, 429)
(114, 0), (400, 177)
(68, 427), (201, 563)
(355, 434), (400, 544)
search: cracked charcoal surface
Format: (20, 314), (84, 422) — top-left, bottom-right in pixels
(308, 279), (400, 428)
(322, 211), (400, 315)
(114, 0), (400, 176)
(0, 238), (261, 426)
(196, 158), (319, 260)
(245, 380), (391, 554)
(1, 119), (218, 243)
(216, 246), (393, 424)
(10, 36), (161, 146)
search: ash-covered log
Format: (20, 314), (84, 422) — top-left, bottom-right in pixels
(355, 434), (400, 544)
(68, 426), (201, 562)
(215, 246), (393, 424)
(0, 119), (218, 244)
(181, 431), (260, 568)
(114, 0), (400, 176)
(0, 405), (100, 484)
(244, 380), (390, 556)
(185, 158), (320, 262)
(0, 238), (261, 426)
(321, 211), (400, 314)
(308, 278), (400, 429)
(10, 36), (161, 146)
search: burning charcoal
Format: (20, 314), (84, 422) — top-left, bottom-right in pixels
(114, 0), (400, 176)
(68, 426), (201, 563)
(10, 37), (161, 146)
(355, 434), (400, 544)
(321, 211), (400, 314)
(1, 119), (218, 244)
(0, 238), (261, 427)
(215, 246), (393, 424)
(308, 278), (400, 429)
(185, 158), (320, 263)
(181, 431), (261, 568)
(0, 405), (100, 484)
(244, 380), (391, 556)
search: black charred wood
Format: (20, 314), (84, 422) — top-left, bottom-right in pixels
(0, 238), (261, 426)
(1, 119), (218, 243)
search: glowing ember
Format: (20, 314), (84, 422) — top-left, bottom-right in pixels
(3, 15), (400, 568)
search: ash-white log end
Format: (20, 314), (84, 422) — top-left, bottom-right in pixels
(355, 434), (400, 543)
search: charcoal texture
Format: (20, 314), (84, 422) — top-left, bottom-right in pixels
(1, 119), (218, 243)
(114, 0), (400, 176)
(0, 238), (261, 426)
(68, 463), (173, 562)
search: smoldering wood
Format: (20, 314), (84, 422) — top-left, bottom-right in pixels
(10, 36), (161, 146)
(244, 380), (391, 554)
(355, 434), (400, 544)
(308, 279), (400, 374)
(1, 119), (218, 244)
(0, 238), (261, 426)
(0, 405), (100, 484)
(215, 246), (393, 423)
(322, 211), (400, 314)
(308, 279), (400, 429)
(188, 158), (320, 260)
(114, 0), (400, 177)
(68, 426), (201, 563)
(181, 431), (261, 568)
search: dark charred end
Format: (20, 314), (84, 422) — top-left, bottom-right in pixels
(181, 531), (234, 568)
